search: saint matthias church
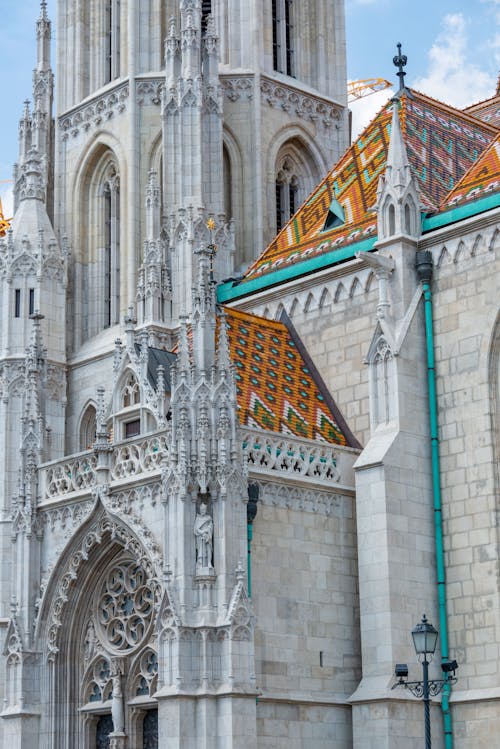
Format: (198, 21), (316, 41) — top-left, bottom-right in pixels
(0, 1), (499, 747)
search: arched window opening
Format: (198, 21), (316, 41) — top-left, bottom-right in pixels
(80, 405), (97, 451)
(103, 165), (120, 328)
(274, 139), (319, 233)
(122, 373), (140, 408)
(388, 203), (396, 236)
(104, 0), (121, 85)
(404, 202), (412, 235)
(275, 157), (298, 232)
(272, 0), (294, 76)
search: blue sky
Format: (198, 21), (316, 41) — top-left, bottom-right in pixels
(1, 0), (499, 212)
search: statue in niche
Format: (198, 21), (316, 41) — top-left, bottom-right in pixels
(110, 671), (125, 735)
(83, 618), (97, 666)
(194, 501), (214, 571)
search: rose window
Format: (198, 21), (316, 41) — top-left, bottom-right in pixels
(95, 559), (154, 652)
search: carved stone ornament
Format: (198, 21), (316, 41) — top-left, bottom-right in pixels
(59, 82), (129, 139)
(221, 76), (254, 102)
(95, 557), (155, 653)
(260, 78), (342, 127)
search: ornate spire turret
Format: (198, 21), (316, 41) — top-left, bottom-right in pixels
(376, 100), (421, 242)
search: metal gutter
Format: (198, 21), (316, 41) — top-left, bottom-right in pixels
(416, 250), (454, 749)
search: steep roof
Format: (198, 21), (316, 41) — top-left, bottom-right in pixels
(224, 307), (358, 446)
(441, 131), (500, 210)
(240, 89), (498, 288)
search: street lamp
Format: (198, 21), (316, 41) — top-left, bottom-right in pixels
(392, 614), (458, 749)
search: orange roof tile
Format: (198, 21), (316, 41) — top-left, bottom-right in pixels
(225, 307), (358, 446)
(243, 89), (498, 285)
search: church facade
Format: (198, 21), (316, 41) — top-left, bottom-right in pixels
(1, 1), (500, 748)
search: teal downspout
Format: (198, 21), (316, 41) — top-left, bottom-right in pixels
(416, 251), (453, 749)
(247, 485), (259, 598)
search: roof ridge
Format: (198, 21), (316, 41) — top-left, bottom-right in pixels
(408, 87), (500, 133)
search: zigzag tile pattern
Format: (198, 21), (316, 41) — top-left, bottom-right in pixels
(442, 132), (500, 209)
(225, 308), (348, 445)
(243, 90), (498, 284)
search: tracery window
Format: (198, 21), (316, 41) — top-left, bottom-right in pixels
(275, 157), (300, 232)
(80, 554), (159, 747)
(122, 373), (140, 408)
(272, 0), (294, 76)
(95, 559), (154, 652)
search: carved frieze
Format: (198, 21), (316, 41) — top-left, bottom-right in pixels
(255, 479), (346, 517)
(260, 78), (342, 127)
(59, 83), (129, 139)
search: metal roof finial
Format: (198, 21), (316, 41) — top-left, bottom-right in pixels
(393, 42), (408, 94)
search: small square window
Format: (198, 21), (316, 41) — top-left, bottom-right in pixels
(125, 419), (140, 438)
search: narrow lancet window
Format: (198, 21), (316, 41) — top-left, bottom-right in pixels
(272, 0), (294, 76)
(104, 0), (121, 84)
(103, 167), (120, 328)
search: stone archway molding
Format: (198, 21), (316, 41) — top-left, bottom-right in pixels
(35, 494), (163, 660)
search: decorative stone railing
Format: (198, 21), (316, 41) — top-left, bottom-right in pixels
(39, 427), (356, 503)
(42, 452), (98, 499)
(242, 428), (356, 489)
(40, 432), (169, 501)
(110, 433), (169, 482)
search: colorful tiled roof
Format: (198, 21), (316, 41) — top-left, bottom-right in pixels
(225, 307), (357, 446)
(442, 131), (500, 210)
(464, 77), (500, 128)
(242, 89), (498, 285)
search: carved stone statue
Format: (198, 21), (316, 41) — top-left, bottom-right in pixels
(194, 502), (214, 570)
(110, 673), (125, 735)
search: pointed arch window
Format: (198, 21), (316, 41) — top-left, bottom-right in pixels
(80, 404), (98, 451)
(275, 157), (301, 232)
(103, 165), (120, 328)
(272, 0), (294, 76)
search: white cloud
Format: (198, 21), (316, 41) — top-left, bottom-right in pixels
(412, 13), (497, 108)
(349, 88), (394, 142)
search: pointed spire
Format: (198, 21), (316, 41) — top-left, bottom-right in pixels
(386, 99), (411, 186)
(36, 0), (52, 72)
(375, 100), (421, 241)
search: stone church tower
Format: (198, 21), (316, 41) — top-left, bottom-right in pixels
(0, 2), (350, 748)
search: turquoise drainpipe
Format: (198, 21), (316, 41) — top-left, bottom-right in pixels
(416, 251), (453, 749)
(247, 484), (259, 597)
